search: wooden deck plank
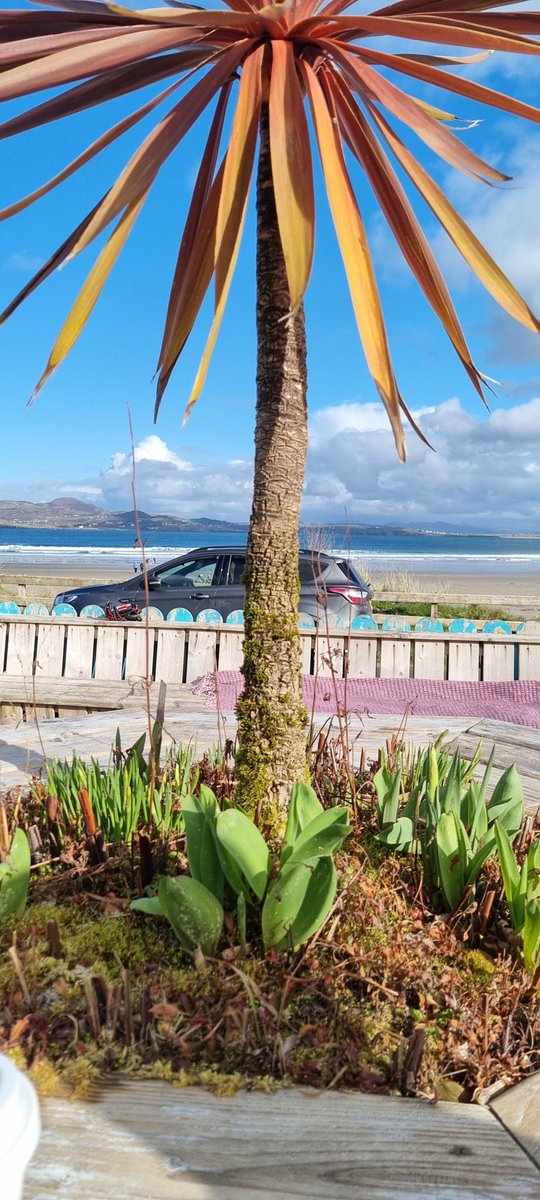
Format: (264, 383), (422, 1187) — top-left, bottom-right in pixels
(1, 703), (537, 818)
(23, 1081), (540, 1200)
(455, 734), (540, 777)
(459, 721), (540, 753)
(491, 1073), (540, 1169)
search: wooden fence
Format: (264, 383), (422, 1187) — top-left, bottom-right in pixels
(1, 614), (539, 718)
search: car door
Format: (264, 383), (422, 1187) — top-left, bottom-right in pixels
(212, 552), (246, 621)
(145, 554), (221, 619)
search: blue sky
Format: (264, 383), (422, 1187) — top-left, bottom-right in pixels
(0, 1), (539, 531)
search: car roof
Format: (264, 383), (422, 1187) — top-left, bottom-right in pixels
(188, 545), (336, 561)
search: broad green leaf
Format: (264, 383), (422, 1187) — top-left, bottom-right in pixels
(158, 875), (223, 955)
(0, 829), (31, 922)
(487, 765), (524, 837)
(130, 896), (163, 916)
(282, 781), (323, 865)
(477, 745), (496, 808)
(182, 792), (223, 903)
(262, 857), (337, 952)
(216, 808), (271, 901)
(466, 836), (496, 887)
(286, 807), (350, 864)
(377, 815), (414, 851)
(436, 811), (464, 912)
(373, 767), (401, 828)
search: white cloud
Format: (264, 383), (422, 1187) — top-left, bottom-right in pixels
(431, 131), (540, 364)
(2, 249), (45, 273)
(23, 398), (540, 532)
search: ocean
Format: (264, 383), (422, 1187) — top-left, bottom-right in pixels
(0, 526), (539, 575)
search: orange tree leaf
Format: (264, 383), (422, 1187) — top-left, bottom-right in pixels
(300, 58), (406, 460)
(0, 77), (185, 221)
(0, 25), (150, 68)
(326, 42), (509, 182)
(185, 42), (264, 421)
(155, 162), (226, 415)
(104, 4), (263, 30)
(347, 43), (540, 126)
(329, 70), (485, 400)
(0, 198), (107, 325)
(269, 39), (315, 310)
(0, 26), (201, 101)
(0, 48), (210, 140)
(155, 84), (232, 414)
(32, 193), (147, 399)
(300, 12), (540, 55)
(377, 0), (526, 14)
(370, 105), (540, 332)
(69, 42), (249, 260)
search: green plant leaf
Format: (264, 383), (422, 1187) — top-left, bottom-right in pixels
(466, 782), (489, 848)
(427, 745), (439, 801)
(493, 819), (519, 895)
(286, 807), (351, 865)
(0, 828), (31, 922)
(130, 896), (164, 916)
(262, 857), (337, 952)
(182, 791), (223, 902)
(523, 900), (540, 973)
(488, 765), (523, 838)
(377, 815), (414, 851)
(282, 781), (323, 864)
(436, 811), (464, 912)
(466, 837), (496, 887)
(216, 809), (271, 901)
(373, 766), (401, 827)
(158, 875), (223, 955)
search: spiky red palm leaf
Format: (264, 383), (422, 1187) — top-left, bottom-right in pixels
(1, 0), (539, 458)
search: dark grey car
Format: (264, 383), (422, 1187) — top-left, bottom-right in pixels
(54, 547), (373, 623)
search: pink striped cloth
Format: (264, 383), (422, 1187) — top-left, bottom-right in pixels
(192, 672), (540, 727)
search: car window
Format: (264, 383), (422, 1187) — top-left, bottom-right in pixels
(222, 555), (246, 586)
(299, 556), (325, 584)
(157, 557), (220, 588)
(337, 559), (369, 587)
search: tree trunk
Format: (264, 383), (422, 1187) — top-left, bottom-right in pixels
(234, 104), (309, 832)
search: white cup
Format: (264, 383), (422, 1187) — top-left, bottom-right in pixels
(0, 1055), (41, 1200)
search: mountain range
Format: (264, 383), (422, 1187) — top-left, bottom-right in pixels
(0, 498), (536, 537)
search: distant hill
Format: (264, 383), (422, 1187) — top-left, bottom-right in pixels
(0, 498), (247, 532)
(1, 498), (536, 538)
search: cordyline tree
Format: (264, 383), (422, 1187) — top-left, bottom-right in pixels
(1, 0), (539, 820)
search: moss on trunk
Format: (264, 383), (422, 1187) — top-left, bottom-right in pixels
(234, 105), (309, 832)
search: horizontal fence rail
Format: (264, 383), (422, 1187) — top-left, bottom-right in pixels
(1, 616), (539, 698)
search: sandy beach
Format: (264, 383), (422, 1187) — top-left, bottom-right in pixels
(1, 563), (540, 613)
